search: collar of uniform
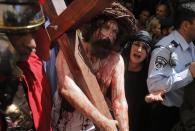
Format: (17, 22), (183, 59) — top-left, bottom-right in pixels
(173, 30), (190, 51)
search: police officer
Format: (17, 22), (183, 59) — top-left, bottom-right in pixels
(146, 1), (195, 131)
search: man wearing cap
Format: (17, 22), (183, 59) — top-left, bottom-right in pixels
(51, 2), (136, 131)
(0, 0), (52, 130)
(145, 1), (195, 131)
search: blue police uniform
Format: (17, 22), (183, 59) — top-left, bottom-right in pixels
(147, 30), (195, 107)
(147, 30), (195, 131)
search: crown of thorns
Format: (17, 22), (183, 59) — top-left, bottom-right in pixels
(102, 2), (136, 32)
(81, 2), (136, 45)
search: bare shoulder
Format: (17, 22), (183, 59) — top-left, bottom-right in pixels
(112, 52), (124, 67)
(107, 52), (124, 72)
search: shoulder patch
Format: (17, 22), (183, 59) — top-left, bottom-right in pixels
(155, 56), (168, 70)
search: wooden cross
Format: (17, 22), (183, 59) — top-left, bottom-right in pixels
(34, 0), (116, 129)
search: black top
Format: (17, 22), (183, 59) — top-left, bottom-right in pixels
(125, 69), (151, 131)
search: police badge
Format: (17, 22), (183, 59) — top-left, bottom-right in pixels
(155, 56), (168, 70)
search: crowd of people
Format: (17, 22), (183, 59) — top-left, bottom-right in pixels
(1, 0), (195, 131)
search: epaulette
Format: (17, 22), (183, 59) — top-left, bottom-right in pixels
(168, 40), (179, 50)
(154, 40), (179, 51)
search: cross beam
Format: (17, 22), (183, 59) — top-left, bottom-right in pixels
(36, 0), (116, 129)
(46, 0), (113, 41)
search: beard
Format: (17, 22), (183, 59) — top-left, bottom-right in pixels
(91, 39), (113, 59)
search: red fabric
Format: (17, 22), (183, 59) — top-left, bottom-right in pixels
(38, 0), (45, 5)
(18, 52), (52, 131)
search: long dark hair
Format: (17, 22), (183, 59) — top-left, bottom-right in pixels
(81, 2), (136, 52)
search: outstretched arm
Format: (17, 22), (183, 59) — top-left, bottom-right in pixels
(145, 90), (165, 103)
(56, 49), (118, 130)
(111, 54), (129, 131)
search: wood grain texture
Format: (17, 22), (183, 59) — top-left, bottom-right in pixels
(46, 0), (113, 41)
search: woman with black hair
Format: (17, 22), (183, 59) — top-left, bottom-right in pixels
(123, 30), (153, 131)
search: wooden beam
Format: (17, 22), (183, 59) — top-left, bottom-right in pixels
(36, 0), (113, 60)
(58, 33), (113, 120)
(42, 0), (58, 23)
(33, 27), (51, 60)
(46, 0), (113, 41)
(41, 2), (117, 130)
(34, 0), (66, 60)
